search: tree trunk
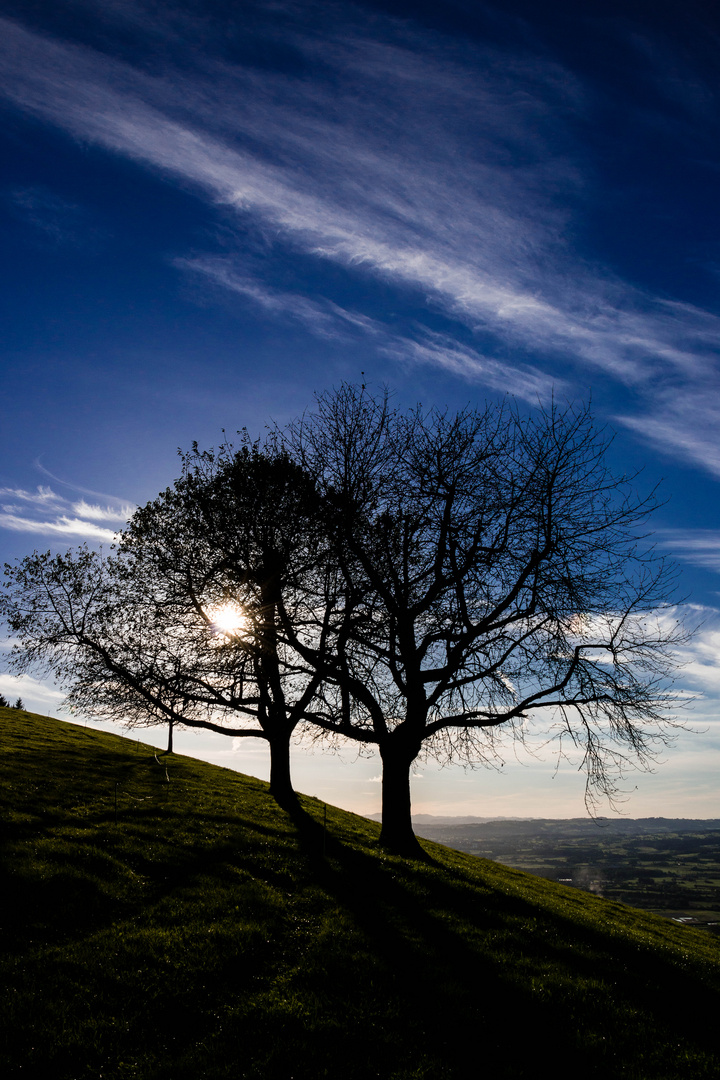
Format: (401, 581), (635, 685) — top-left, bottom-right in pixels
(379, 739), (425, 857)
(268, 731), (300, 813)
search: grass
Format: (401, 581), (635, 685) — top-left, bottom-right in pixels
(2, 707), (720, 1079)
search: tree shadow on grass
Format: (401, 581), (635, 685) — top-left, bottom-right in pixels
(283, 831), (720, 1080)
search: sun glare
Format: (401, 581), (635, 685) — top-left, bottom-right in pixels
(209, 602), (248, 636)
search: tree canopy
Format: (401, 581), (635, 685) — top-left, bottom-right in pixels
(1, 388), (686, 853)
(284, 387), (686, 851)
(0, 442), (338, 815)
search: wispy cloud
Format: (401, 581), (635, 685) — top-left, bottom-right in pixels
(177, 257), (350, 340)
(5, 184), (102, 248)
(615, 388), (720, 480)
(70, 500), (134, 523)
(673, 608), (720, 696)
(0, 9), (718, 469)
(0, 486), (132, 542)
(655, 531), (720, 573)
(181, 257), (557, 401)
(0, 485), (64, 510)
(0, 512), (118, 543)
(379, 332), (558, 401)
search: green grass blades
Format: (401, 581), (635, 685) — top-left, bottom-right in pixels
(2, 708), (719, 1079)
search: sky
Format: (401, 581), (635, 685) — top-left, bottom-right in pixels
(1, 0), (720, 819)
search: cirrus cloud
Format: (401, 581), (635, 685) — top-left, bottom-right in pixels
(0, 486), (133, 543)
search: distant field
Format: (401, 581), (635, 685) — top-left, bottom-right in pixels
(414, 818), (720, 928)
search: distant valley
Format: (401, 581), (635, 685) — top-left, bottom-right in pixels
(411, 817), (720, 929)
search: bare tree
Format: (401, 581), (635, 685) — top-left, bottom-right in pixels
(1, 390), (687, 854)
(0, 441), (335, 814)
(287, 386), (686, 855)
(120, 438), (338, 810)
(0, 544), (255, 751)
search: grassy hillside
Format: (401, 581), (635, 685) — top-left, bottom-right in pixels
(2, 709), (719, 1079)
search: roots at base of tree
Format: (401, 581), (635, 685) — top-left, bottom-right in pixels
(271, 785), (303, 815)
(378, 825), (427, 860)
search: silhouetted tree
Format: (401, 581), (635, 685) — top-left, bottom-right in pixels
(0, 693), (8, 707)
(2, 545), (203, 754)
(0, 389), (687, 854)
(287, 386), (686, 855)
(0, 441), (336, 813)
(13, 698), (24, 710)
(118, 438), (339, 810)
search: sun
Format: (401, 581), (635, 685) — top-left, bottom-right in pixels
(209, 601), (248, 636)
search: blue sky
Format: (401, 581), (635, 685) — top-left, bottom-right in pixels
(1, 0), (720, 818)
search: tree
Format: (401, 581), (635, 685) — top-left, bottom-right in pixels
(119, 438), (340, 811)
(0, 389), (687, 856)
(13, 698), (24, 710)
(0, 441), (336, 814)
(287, 386), (686, 854)
(1, 545), (207, 753)
(0, 694), (8, 707)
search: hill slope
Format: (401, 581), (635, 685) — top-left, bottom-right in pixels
(2, 708), (719, 1079)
